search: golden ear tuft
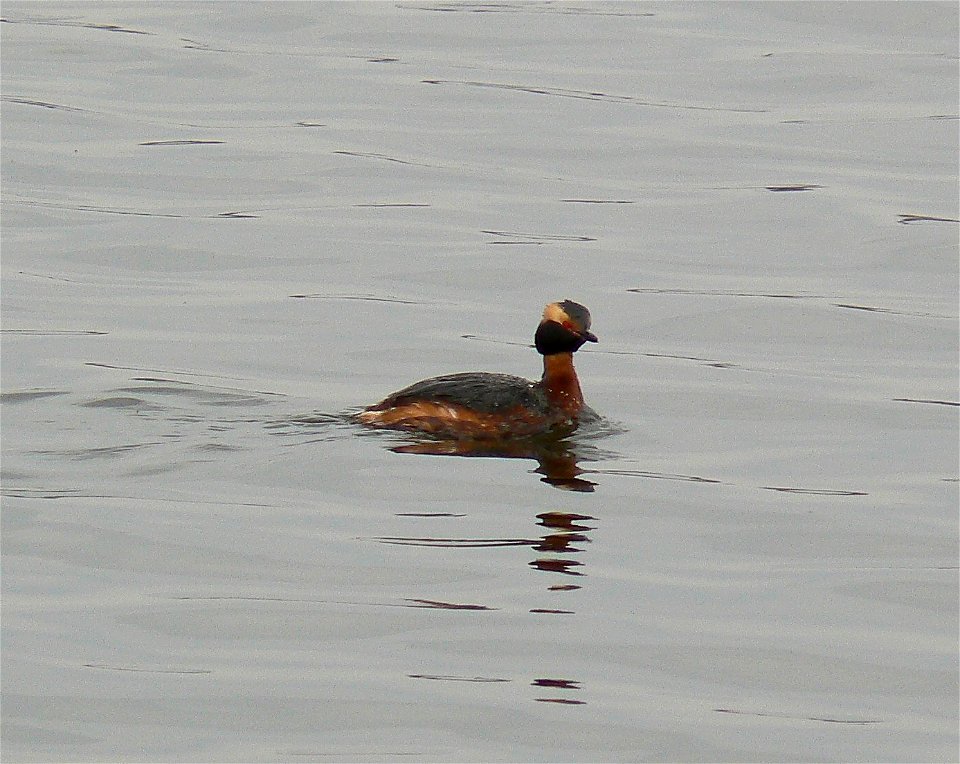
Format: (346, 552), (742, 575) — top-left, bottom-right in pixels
(542, 302), (568, 324)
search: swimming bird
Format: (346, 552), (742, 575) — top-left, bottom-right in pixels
(357, 300), (597, 439)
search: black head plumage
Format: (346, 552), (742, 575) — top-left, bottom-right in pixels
(534, 300), (598, 355)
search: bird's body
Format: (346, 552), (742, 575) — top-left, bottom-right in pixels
(357, 300), (597, 440)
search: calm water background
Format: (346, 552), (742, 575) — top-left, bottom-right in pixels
(2, 2), (958, 762)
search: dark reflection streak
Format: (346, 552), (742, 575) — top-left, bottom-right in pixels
(1, 490), (276, 507)
(460, 334), (531, 348)
(24, 201), (183, 218)
(167, 595), (357, 602)
(31, 442), (164, 459)
(1, 95), (87, 111)
(353, 203), (431, 208)
(587, 468), (722, 484)
(893, 397), (959, 407)
(289, 294), (426, 305)
(0, 391), (69, 404)
(2, 329), (106, 335)
(180, 38), (233, 52)
(765, 184), (823, 192)
(378, 517), (594, 575)
(835, 303), (954, 319)
(395, 512), (467, 517)
(715, 708), (881, 724)
(404, 3), (653, 17)
(0, 17), (153, 34)
(898, 213), (960, 224)
(84, 364), (286, 396)
(84, 663), (210, 674)
(6, 198), (260, 220)
(561, 199), (635, 204)
(783, 113), (958, 126)
(285, 753), (427, 759)
(179, 37), (406, 66)
(533, 678), (580, 689)
(538, 512), (594, 531)
(763, 486), (868, 496)
(7, 198), (258, 220)
(408, 674), (509, 683)
(333, 150), (432, 167)
(628, 287), (837, 299)
(280, 436), (349, 447)
(1, 96), (318, 130)
(422, 79), (765, 113)
(139, 140), (225, 146)
(530, 558), (583, 576)
(167, 595), (498, 612)
(482, 229), (597, 242)
(535, 533), (587, 552)
(271, 413), (345, 427)
(404, 599), (492, 610)
(17, 270), (82, 283)
(376, 537), (534, 548)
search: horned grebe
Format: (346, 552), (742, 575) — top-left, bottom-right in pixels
(357, 300), (597, 439)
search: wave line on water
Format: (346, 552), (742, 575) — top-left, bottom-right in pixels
(289, 293), (430, 305)
(422, 78), (767, 113)
(762, 486), (868, 496)
(715, 708), (882, 725)
(893, 397), (959, 407)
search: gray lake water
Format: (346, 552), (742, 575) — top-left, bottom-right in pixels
(2, 2), (958, 762)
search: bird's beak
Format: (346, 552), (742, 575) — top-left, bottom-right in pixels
(582, 330), (598, 343)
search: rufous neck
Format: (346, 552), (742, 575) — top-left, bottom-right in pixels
(540, 352), (584, 412)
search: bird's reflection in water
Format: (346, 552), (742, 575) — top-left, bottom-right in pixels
(379, 432), (606, 585)
(286, 412), (618, 701)
(529, 511), (593, 580)
(387, 433), (599, 492)
(376, 429), (612, 706)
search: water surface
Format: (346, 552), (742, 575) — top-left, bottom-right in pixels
(2, 2), (958, 762)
